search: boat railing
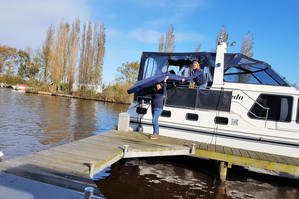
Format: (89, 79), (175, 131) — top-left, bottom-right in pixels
(230, 88), (270, 127)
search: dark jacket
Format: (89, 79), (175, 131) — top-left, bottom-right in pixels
(184, 69), (206, 85)
(151, 82), (167, 109)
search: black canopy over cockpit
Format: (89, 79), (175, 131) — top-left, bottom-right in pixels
(138, 52), (289, 87)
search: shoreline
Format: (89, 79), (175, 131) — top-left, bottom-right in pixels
(26, 90), (131, 105)
(0, 87), (130, 105)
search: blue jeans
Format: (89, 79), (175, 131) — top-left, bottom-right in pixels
(152, 108), (163, 134)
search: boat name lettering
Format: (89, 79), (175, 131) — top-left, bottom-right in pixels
(232, 94), (244, 100)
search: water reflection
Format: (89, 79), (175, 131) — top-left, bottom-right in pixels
(96, 157), (299, 199)
(0, 89), (128, 160)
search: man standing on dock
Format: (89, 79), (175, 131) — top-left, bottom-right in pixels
(150, 76), (168, 139)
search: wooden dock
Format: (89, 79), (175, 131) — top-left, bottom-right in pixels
(0, 130), (299, 195)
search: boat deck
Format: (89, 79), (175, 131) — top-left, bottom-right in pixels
(0, 130), (298, 195)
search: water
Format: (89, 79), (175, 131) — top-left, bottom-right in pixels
(0, 88), (128, 159)
(0, 88), (298, 199)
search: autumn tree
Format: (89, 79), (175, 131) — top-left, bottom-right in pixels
(42, 25), (54, 82)
(0, 45), (17, 75)
(28, 50), (42, 80)
(17, 50), (31, 79)
(48, 22), (70, 91)
(216, 25), (229, 47)
(78, 20), (105, 92)
(67, 19), (80, 92)
(116, 61), (139, 84)
(93, 23), (105, 87)
(158, 25), (175, 52)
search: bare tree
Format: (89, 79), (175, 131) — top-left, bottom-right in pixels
(194, 44), (201, 52)
(238, 31), (254, 83)
(216, 25), (229, 46)
(241, 31), (254, 58)
(42, 25), (54, 82)
(158, 35), (164, 52)
(164, 25), (175, 52)
(67, 19), (80, 92)
(158, 25), (175, 52)
(93, 23), (105, 87)
(78, 20), (105, 92)
(79, 23), (86, 86)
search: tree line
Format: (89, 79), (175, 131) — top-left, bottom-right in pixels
(0, 18), (105, 94)
(1, 22), (296, 104)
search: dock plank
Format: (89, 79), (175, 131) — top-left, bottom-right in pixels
(1, 129), (299, 195)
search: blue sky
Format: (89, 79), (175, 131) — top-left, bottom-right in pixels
(1, 0), (298, 85)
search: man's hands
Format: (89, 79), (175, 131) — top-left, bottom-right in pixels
(164, 76), (169, 82)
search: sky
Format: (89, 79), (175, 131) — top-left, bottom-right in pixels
(1, 0), (299, 86)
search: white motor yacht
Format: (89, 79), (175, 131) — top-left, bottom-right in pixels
(128, 43), (299, 158)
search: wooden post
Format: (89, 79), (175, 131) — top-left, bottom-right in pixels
(118, 112), (130, 131)
(219, 161), (228, 182)
(123, 145), (129, 158)
(0, 151), (4, 162)
(190, 143), (196, 154)
(84, 187), (94, 199)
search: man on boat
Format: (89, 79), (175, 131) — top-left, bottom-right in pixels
(181, 61), (206, 88)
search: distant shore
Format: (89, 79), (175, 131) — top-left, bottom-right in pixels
(0, 85), (131, 105)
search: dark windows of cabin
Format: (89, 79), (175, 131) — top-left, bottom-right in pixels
(224, 64), (288, 86)
(161, 110), (171, 117)
(248, 94), (293, 122)
(186, 113), (199, 121)
(214, 116), (228, 125)
(143, 57), (167, 79)
(297, 99), (299, 124)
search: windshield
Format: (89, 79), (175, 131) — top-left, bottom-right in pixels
(224, 64), (289, 86)
(142, 54), (209, 80)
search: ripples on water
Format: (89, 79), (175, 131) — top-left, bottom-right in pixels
(96, 157), (299, 199)
(0, 88), (298, 199)
(0, 89), (128, 159)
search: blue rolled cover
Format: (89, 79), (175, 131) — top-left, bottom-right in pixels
(127, 74), (183, 94)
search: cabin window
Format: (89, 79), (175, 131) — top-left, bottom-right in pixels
(186, 113), (198, 121)
(143, 57), (167, 79)
(161, 110), (171, 118)
(248, 94), (293, 122)
(215, 116), (228, 125)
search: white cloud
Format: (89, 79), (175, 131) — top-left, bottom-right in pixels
(129, 28), (205, 44)
(0, 0), (90, 50)
(129, 28), (162, 44)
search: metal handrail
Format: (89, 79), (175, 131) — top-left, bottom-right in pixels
(231, 88), (270, 127)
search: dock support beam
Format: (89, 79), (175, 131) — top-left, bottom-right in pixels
(219, 161), (228, 182)
(118, 112), (130, 131)
(88, 161), (96, 178)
